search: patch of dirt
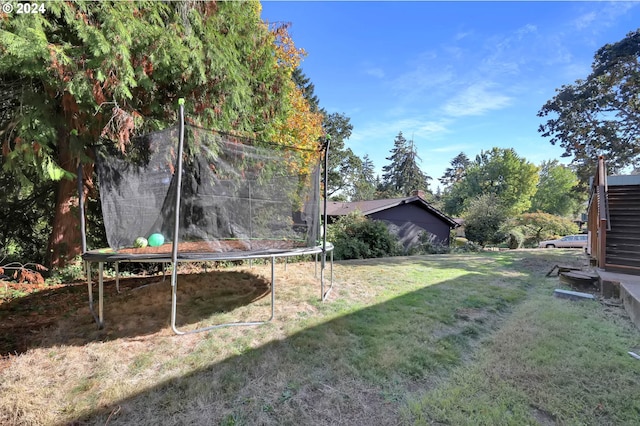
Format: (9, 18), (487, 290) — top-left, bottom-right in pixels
(0, 269), (273, 364)
(455, 307), (489, 322)
(530, 405), (556, 425)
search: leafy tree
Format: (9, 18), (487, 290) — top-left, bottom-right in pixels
(291, 68), (356, 197)
(323, 112), (358, 197)
(350, 154), (376, 201)
(380, 132), (432, 197)
(516, 212), (579, 246)
(538, 28), (640, 185)
(0, 1), (305, 267)
(439, 151), (471, 188)
(443, 147), (539, 217)
(530, 160), (585, 217)
(463, 193), (508, 247)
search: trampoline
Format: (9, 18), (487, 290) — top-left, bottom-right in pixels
(80, 100), (334, 334)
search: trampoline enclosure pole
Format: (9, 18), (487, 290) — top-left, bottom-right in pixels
(171, 99), (186, 334)
(321, 137), (330, 300)
(77, 163), (87, 255)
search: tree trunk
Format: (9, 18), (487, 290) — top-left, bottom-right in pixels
(46, 135), (81, 269)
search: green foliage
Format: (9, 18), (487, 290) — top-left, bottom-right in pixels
(322, 112), (357, 197)
(292, 68), (357, 197)
(409, 232), (451, 255)
(538, 28), (640, 185)
(463, 194), (509, 247)
(1, 1), (297, 267)
(443, 147), (539, 217)
(516, 212), (579, 246)
(47, 256), (86, 284)
(506, 228), (525, 249)
(380, 132), (431, 197)
(439, 152), (471, 188)
(1, 1), (290, 171)
(350, 154), (376, 201)
(530, 160), (585, 217)
(327, 213), (400, 260)
(0, 166), (55, 264)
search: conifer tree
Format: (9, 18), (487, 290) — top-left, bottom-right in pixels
(351, 154), (376, 201)
(0, 1), (306, 266)
(440, 152), (471, 188)
(380, 132), (431, 197)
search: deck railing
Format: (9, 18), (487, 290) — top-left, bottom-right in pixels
(587, 156), (608, 268)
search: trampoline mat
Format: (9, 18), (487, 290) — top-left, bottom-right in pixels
(82, 240), (328, 262)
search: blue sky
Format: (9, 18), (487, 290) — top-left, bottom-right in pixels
(260, 1), (640, 190)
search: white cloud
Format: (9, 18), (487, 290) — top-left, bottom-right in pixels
(428, 143), (473, 154)
(365, 67), (385, 78)
(573, 12), (597, 30)
(443, 82), (512, 117)
(570, 2), (638, 38)
(391, 64), (455, 95)
(349, 116), (451, 146)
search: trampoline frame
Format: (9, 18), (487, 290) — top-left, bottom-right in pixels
(79, 99), (334, 335)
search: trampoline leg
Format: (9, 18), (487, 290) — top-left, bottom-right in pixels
(320, 252), (325, 301)
(331, 249), (334, 285)
(115, 262), (120, 294)
(314, 253), (318, 278)
(321, 249), (334, 302)
(169, 257), (275, 335)
(87, 262), (100, 326)
(269, 256), (275, 320)
(98, 262), (104, 329)
(170, 261), (184, 335)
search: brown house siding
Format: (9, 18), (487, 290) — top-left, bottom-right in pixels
(368, 203), (451, 249)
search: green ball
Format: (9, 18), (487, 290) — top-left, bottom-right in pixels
(134, 237), (148, 248)
(148, 233), (165, 247)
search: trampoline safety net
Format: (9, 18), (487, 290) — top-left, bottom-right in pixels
(95, 124), (322, 256)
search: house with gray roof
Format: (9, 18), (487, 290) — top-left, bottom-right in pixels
(326, 190), (458, 250)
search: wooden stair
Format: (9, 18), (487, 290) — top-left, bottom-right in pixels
(605, 185), (640, 271)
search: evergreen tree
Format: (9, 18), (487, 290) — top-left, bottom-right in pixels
(0, 1), (303, 267)
(292, 68), (320, 113)
(350, 154), (376, 201)
(380, 132), (431, 197)
(440, 152), (471, 188)
(290, 68), (358, 196)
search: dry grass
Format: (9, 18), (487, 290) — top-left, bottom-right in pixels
(1, 250), (638, 425)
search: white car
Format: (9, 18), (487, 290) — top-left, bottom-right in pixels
(538, 234), (588, 249)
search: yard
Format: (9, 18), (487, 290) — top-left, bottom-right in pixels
(1, 250), (639, 425)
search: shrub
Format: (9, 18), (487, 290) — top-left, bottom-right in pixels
(516, 212), (580, 246)
(327, 213), (400, 260)
(463, 194), (509, 247)
(408, 231), (451, 255)
(506, 228), (525, 249)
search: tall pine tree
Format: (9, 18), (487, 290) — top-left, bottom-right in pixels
(351, 154), (376, 201)
(440, 152), (471, 188)
(380, 132), (431, 197)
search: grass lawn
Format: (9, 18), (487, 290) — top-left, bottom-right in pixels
(1, 249), (639, 425)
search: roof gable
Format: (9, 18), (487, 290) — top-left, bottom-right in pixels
(327, 196), (458, 227)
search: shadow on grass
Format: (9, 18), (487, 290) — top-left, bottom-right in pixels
(0, 270), (270, 356)
(63, 254), (549, 425)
